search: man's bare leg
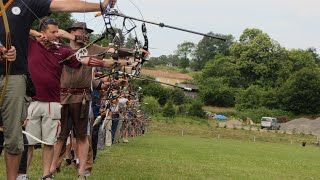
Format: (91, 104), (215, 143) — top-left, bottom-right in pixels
(50, 138), (65, 173)
(77, 136), (89, 176)
(5, 151), (21, 180)
(26, 146), (34, 176)
(42, 145), (54, 177)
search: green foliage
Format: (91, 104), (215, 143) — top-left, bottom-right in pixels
(192, 33), (234, 70)
(175, 41), (195, 68)
(188, 100), (206, 118)
(169, 89), (186, 105)
(201, 55), (242, 88)
(90, 34), (109, 47)
(230, 28), (288, 88)
(307, 47), (320, 63)
(139, 81), (170, 106)
(278, 68), (320, 114)
(199, 77), (236, 107)
(177, 104), (188, 115)
(150, 54), (180, 67)
(162, 100), (176, 118)
(287, 49), (317, 71)
(142, 96), (161, 115)
(31, 12), (75, 31)
(124, 33), (139, 48)
(235, 107), (293, 123)
(178, 58), (190, 69)
(143, 61), (156, 68)
(235, 86), (279, 111)
(179, 68), (189, 74)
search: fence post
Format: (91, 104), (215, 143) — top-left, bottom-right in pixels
(181, 130), (184, 136)
(253, 136), (256, 142)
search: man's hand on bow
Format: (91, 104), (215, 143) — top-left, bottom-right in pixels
(0, 46), (16, 62)
(30, 29), (47, 42)
(102, 0), (117, 9)
(133, 48), (150, 59)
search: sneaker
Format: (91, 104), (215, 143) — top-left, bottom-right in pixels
(84, 170), (91, 177)
(77, 175), (86, 180)
(123, 139), (129, 143)
(16, 174), (29, 180)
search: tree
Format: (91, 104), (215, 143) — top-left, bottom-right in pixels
(124, 33), (141, 48)
(140, 83), (170, 106)
(31, 12), (75, 31)
(170, 89), (186, 105)
(198, 77), (236, 107)
(188, 100), (205, 118)
(142, 96), (161, 115)
(192, 33), (234, 70)
(230, 28), (288, 88)
(163, 100), (176, 118)
(200, 55), (242, 88)
(278, 68), (320, 114)
(235, 85), (264, 111)
(307, 47), (320, 63)
(235, 85), (279, 111)
(287, 49), (317, 72)
(175, 41), (195, 68)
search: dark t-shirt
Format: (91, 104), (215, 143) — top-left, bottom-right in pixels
(0, 0), (51, 75)
(28, 38), (81, 102)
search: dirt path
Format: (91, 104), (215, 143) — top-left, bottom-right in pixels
(141, 69), (192, 80)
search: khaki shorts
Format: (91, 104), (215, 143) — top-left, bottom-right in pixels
(25, 101), (61, 145)
(0, 75), (27, 154)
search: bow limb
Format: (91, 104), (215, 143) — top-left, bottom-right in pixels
(0, 0), (11, 50)
(22, 130), (54, 146)
(0, 0), (12, 106)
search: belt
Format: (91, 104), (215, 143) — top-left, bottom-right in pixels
(61, 88), (91, 95)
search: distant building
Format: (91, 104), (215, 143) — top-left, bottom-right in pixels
(166, 63), (173, 67)
(178, 83), (199, 98)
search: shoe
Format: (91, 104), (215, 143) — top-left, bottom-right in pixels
(123, 139), (129, 143)
(16, 174), (29, 180)
(39, 172), (54, 180)
(77, 175), (86, 180)
(64, 158), (72, 166)
(84, 170), (91, 177)
(67, 162), (77, 169)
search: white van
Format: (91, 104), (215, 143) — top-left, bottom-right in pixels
(260, 117), (280, 130)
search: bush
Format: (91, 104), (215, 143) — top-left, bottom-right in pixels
(188, 100), (206, 118)
(234, 107), (293, 123)
(142, 96), (161, 115)
(199, 77), (237, 107)
(170, 89), (186, 105)
(163, 100), (176, 118)
(278, 68), (320, 114)
(179, 69), (189, 74)
(235, 86), (280, 111)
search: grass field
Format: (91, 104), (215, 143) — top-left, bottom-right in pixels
(1, 121), (320, 179)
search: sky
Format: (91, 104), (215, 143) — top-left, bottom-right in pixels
(72, 0), (320, 57)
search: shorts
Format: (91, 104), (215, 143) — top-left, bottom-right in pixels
(0, 75), (27, 154)
(25, 101), (61, 145)
(59, 102), (90, 139)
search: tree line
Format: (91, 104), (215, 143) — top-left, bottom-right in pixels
(151, 28), (320, 117)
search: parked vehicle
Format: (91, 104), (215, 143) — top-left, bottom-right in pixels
(260, 117), (280, 130)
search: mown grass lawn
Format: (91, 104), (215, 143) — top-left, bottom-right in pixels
(1, 121), (320, 179)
